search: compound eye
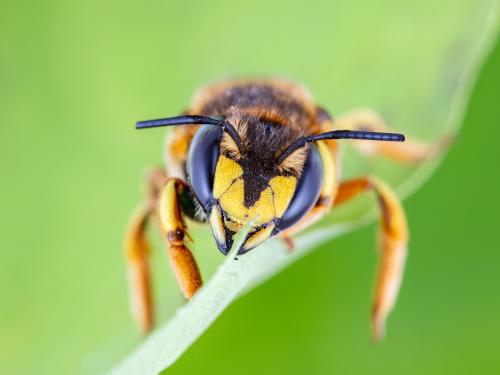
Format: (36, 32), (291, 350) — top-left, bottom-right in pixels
(187, 126), (222, 211)
(278, 146), (323, 231)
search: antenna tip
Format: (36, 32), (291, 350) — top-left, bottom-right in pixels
(136, 120), (162, 129)
(135, 120), (151, 129)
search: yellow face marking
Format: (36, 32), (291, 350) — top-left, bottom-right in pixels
(243, 224), (275, 251)
(218, 179), (247, 222)
(218, 180), (276, 225)
(209, 205), (226, 245)
(269, 176), (297, 218)
(213, 156), (298, 228)
(246, 187), (275, 224)
(213, 155), (243, 198)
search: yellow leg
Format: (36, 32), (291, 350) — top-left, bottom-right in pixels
(334, 177), (408, 341)
(124, 171), (202, 333)
(336, 109), (451, 163)
(157, 179), (202, 299)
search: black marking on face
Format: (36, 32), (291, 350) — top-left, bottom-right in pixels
(242, 173), (270, 208)
(221, 117), (302, 208)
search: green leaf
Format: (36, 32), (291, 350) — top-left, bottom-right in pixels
(110, 1), (499, 374)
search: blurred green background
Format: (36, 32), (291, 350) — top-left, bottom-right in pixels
(1, 1), (499, 374)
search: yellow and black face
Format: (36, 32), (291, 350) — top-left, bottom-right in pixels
(188, 119), (323, 255)
(137, 111), (404, 255)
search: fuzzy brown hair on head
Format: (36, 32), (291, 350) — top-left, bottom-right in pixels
(220, 108), (308, 208)
(277, 146), (308, 176)
(222, 107), (307, 177)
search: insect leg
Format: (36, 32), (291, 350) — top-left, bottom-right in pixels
(335, 109), (451, 163)
(334, 176), (408, 341)
(124, 171), (202, 333)
(157, 178), (202, 299)
(124, 168), (168, 333)
(124, 203), (155, 333)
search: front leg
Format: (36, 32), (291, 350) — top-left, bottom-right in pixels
(124, 172), (202, 333)
(157, 179), (202, 299)
(334, 176), (408, 341)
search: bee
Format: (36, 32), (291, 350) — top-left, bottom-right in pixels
(125, 79), (433, 340)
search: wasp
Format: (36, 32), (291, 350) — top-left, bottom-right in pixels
(125, 79), (435, 340)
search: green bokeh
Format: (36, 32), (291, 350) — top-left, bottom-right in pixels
(168, 43), (500, 375)
(0, 1), (498, 374)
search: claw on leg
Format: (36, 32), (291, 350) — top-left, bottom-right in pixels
(335, 177), (408, 341)
(281, 234), (296, 252)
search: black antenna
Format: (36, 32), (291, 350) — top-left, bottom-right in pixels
(277, 129), (405, 164)
(136, 115), (244, 150)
